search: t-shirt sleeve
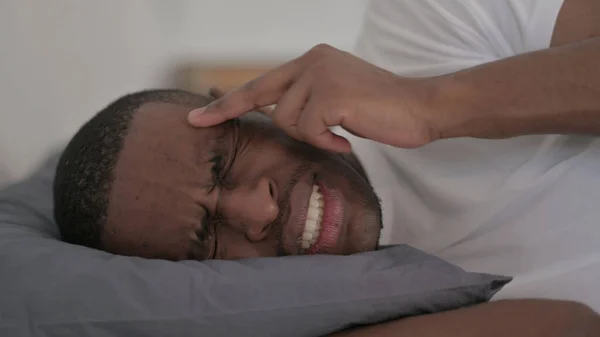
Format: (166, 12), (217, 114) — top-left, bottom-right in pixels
(355, 0), (565, 76)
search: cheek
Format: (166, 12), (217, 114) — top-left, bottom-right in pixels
(103, 229), (191, 261)
(250, 131), (317, 160)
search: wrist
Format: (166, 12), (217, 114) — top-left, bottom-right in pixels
(424, 74), (485, 141)
(390, 76), (461, 147)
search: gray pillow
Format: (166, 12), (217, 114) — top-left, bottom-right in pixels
(0, 152), (510, 337)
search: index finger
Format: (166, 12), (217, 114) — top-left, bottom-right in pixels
(209, 87), (273, 116)
(188, 59), (303, 127)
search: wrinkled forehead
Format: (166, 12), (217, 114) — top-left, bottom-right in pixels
(127, 103), (278, 150)
(117, 102), (280, 177)
(120, 102), (228, 181)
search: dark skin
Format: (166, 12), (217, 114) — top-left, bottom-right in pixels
(102, 101), (382, 261)
(186, 0), (600, 336)
(329, 299), (600, 337)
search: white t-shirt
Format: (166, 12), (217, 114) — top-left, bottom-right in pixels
(345, 0), (600, 311)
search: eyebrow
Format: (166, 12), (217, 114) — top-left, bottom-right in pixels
(191, 119), (237, 176)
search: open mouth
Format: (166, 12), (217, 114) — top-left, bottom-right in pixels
(300, 179), (343, 254)
(300, 185), (324, 249)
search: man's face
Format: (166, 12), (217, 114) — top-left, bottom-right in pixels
(103, 102), (382, 261)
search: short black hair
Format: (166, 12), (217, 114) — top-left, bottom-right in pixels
(53, 89), (210, 249)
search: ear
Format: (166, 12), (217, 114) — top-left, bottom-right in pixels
(340, 152), (371, 184)
(209, 87), (226, 100)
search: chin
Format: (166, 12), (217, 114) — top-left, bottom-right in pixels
(345, 216), (382, 254)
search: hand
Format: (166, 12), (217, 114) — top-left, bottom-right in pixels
(189, 44), (439, 153)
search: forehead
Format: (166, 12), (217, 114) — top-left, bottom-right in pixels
(117, 102), (226, 189)
(103, 102), (227, 258)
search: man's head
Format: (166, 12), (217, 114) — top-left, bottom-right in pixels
(54, 89), (382, 261)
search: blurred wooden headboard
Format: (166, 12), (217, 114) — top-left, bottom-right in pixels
(174, 63), (279, 94)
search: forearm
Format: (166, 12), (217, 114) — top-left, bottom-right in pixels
(430, 37), (600, 140)
(329, 299), (600, 337)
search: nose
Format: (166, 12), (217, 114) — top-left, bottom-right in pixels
(221, 176), (278, 242)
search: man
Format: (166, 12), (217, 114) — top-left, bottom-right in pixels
(54, 89), (383, 261)
(189, 0), (600, 311)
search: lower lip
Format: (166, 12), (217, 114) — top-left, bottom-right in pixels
(306, 179), (343, 254)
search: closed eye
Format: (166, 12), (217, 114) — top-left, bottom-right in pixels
(209, 154), (227, 191)
(203, 153), (231, 259)
(195, 212), (225, 260)
(194, 212), (219, 260)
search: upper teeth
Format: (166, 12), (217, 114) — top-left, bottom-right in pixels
(302, 185), (324, 250)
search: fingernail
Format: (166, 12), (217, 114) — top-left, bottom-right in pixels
(188, 107), (206, 120)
